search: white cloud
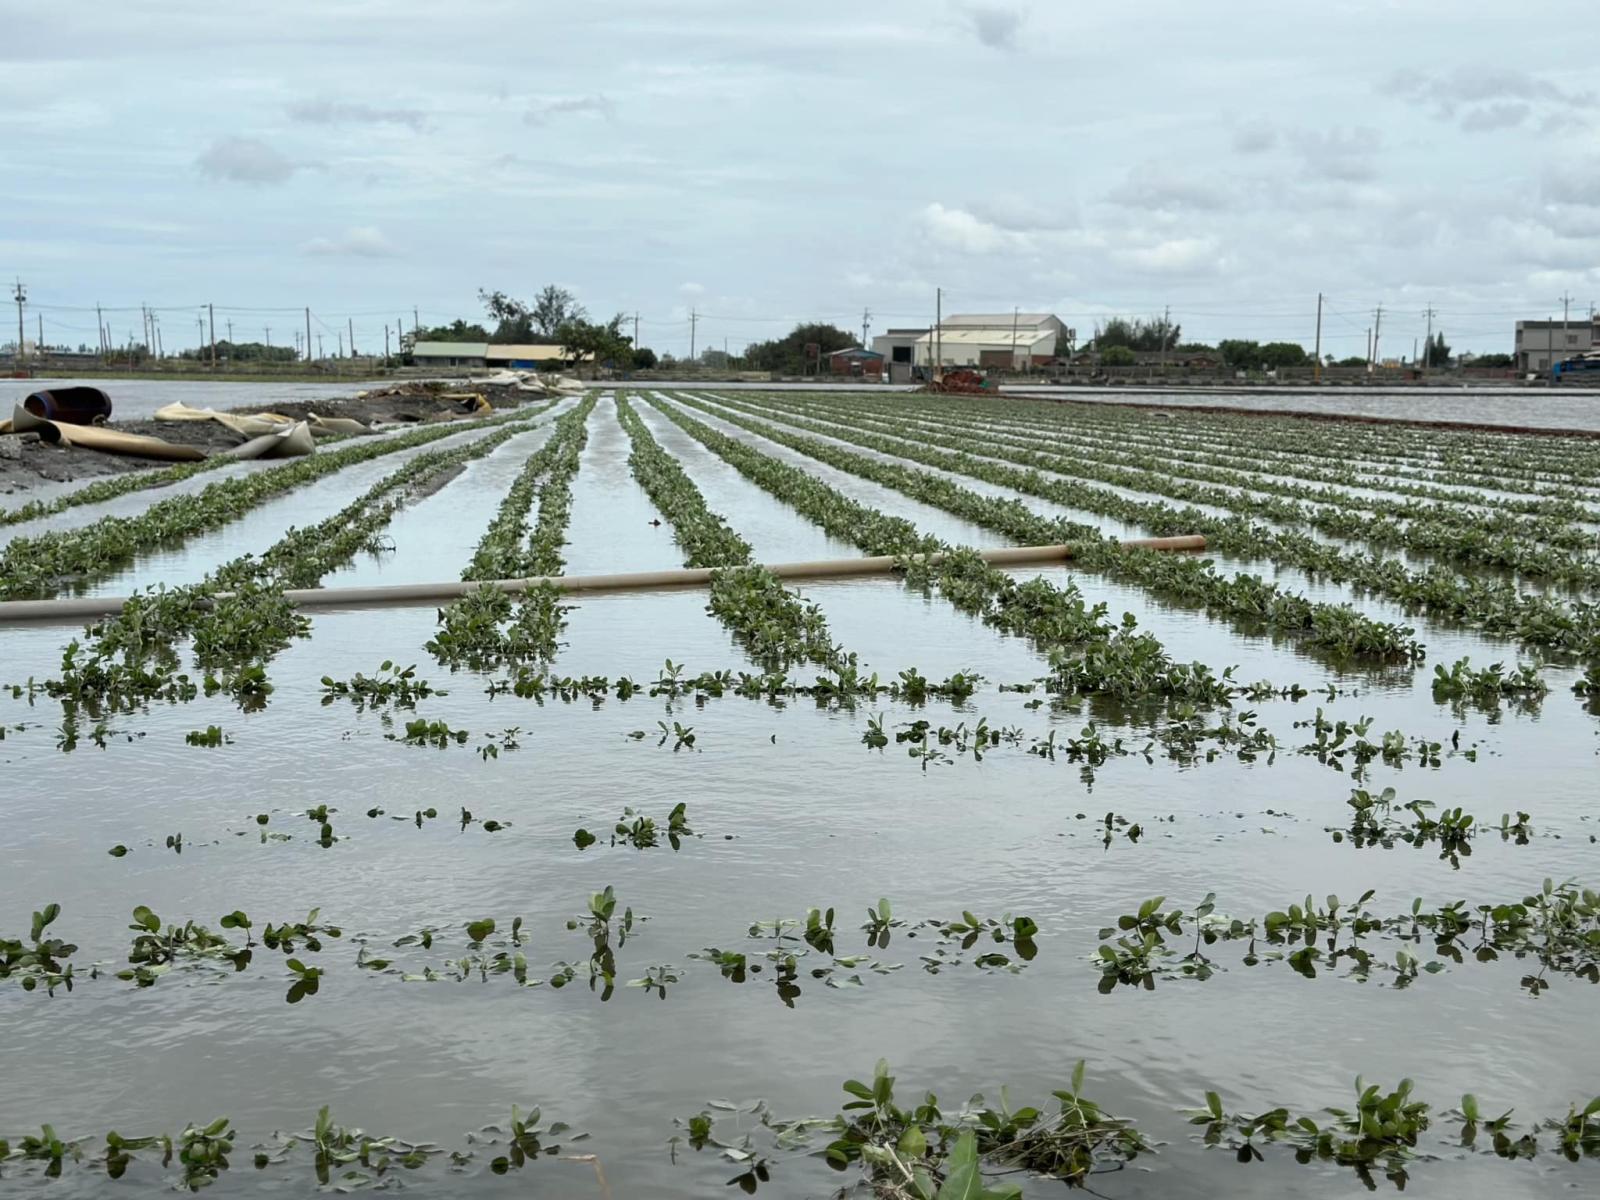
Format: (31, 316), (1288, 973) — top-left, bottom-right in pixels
(1295, 127), (1380, 182)
(678, 281), (706, 295)
(301, 226), (397, 257)
(920, 202), (1015, 253)
(1541, 159), (1600, 208)
(1113, 236), (1223, 276)
(195, 136), (298, 184)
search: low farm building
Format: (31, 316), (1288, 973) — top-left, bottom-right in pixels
(912, 313), (1071, 369)
(829, 347), (884, 378)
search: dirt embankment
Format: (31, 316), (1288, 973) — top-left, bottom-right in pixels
(0, 381), (533, 496)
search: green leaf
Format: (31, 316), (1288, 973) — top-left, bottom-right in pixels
(897, 1124), (927, 1158)
(1206, 1090), (1223, 1120)
(466, 918), (496, 943)
(132, 905), (160, 933)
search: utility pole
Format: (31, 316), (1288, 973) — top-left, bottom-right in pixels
(197, 314), (205, 358)
(689, 308), (697, 360)
(1412, 337), (1418, 367)
(348, 317), (355, 358)
(226, 319), (234, 344)
(384, 324), (390, 360)
(208, 303), (215, 368)
(96, 302), (105, 356)
(935, 287), (943, 375)
(11, 279), (23, 361)
(37, 313), (43, 353)
(633, 312), (640, 350)
(265, 325), (271, 349)
(317, 334), (324, 359)
(1159, 304), (1170, 374)
(1365, 328), (1372, 369)
(1313, 292), (1323, 382)
(413, 306), (419, 337)
(862, 306), (872, 347)
(1422, 305), (1436, 371)
(1560, 292), (1574, 367)
(1011, 306), (1021, 372)
(305, 307), (312, 364)
(1371, 304), (1383, 370)
(337, 331), (343, 358)
(154, 316), (163, 359)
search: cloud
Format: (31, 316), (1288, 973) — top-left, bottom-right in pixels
(678, 281), (706, 295)
(195, 136), (298, 184)
(1108, 164), (1228, 212)
(524, 94), (615, 125)
(964, 4), (1023, 50)
(1542, 159), (1600, 208)
(1458, 102), (1531, 132)
(1231, 122), (1277, 154)
(301, 226), (397, 257)
(1294, 127), (1379, 182)
(1112, 236), (1224, 276)
(1383, 67), (1593, 132)
(287, 97), (427, 132)
(920, 202), (1015, 253)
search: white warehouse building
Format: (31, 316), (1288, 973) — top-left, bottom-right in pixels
(911, 313), (1071, 369)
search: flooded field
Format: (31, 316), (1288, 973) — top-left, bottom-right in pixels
(2, 389), (1597, 1197)
(5, 378), (393, 422)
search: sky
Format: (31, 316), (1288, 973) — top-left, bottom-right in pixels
(2, 0), (1598, 360)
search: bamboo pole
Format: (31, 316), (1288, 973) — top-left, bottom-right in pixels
(0, 536), (1206, 625)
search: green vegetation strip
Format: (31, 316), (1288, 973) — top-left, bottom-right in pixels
(462, 396), (597, 582)
(429, 397), (597, 671)
(699, 391), (1600, 662)
(615, 394), (844, 672)
(722, 390), (1600, 552)
(0, 402), (556, 602)
(33, 420), (545, 715)
(656, 393), (1419, 665)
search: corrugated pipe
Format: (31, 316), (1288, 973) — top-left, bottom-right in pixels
(0, 536), (1206, 625)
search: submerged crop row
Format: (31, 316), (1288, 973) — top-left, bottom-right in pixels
(716, 389), (1600, 558)
(655, 393), (1422, 664)
(0, 401), (557, 602)
(614, 395), (846, 672)
(686, 392), (1600, 665)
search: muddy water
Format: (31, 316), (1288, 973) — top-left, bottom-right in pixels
(1, 394), (1597, 1198)
(5, 377), (391, 422)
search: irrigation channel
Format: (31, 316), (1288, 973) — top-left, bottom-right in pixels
(1, 388), (1597, 1198)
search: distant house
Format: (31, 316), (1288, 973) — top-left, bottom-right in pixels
(485, 343), (590, 368)
(829, 346), (884, 379)
(870, 328), (927, 382)
(912, 314), (1071, 369)
(410, 341), (488, 367)
(1514, 318), (1600, 373)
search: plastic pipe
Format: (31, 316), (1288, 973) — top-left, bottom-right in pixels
(0, 536), (1206, 625)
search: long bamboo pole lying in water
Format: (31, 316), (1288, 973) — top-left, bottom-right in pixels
(0, 535), (1206, 625)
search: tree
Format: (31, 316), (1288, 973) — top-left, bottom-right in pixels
(1095, 316), (1179, 352)
(531, 286), (584, 338)
(477, 289), (534, 343)
(1258, 342), (1307, 369)
(415, 318), (490, 343)
(1099, 345), (1136, 366)
(557, 312), (632, 368)
(1470, 352), (1513, 368)
(698, 348), (731, 369)
(632, 347), (658, 370)
(743, 322), (856, 374)
(1424, 332), (1451, 368)
(1334, 355), (1368, 367)
(1216, 339), (1261, 369)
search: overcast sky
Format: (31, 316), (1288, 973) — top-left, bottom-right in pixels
(2, 0), (1596, 358)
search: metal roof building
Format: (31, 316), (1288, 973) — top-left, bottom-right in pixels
(411, 341), (489, 367)
(485, 343), (590, 367)
(913, 313), (1069, 368)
